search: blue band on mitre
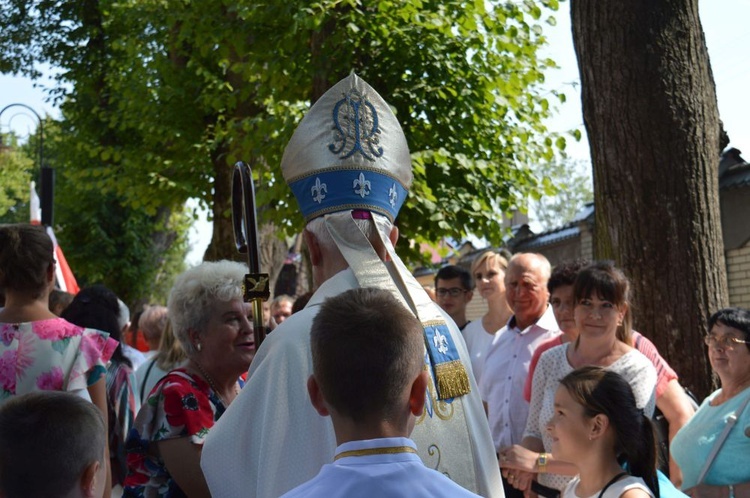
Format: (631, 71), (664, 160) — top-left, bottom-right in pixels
(288, 167), (409, 222)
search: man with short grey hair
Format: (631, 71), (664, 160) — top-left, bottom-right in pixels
(479, 253), (559, 498)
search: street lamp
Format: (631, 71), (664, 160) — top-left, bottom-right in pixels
(0, 103), (54, 226)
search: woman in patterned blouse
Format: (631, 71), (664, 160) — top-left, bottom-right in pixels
(122, 260), (255, 498)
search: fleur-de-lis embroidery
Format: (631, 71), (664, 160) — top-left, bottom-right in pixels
(433, 330), (449, 355)
(329, 88), (383, 161)
(311, 177), (327, 204)
(353, 172), (371, 198)
(389, 183), (398, 208)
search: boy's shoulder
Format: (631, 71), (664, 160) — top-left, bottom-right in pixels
(280, 439), (481, 498)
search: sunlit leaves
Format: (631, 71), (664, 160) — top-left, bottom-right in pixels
(1, 0), (564, 265)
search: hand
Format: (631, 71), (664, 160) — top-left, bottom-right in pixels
(499, 444), (539, 472)
(502, 468), (535, 492)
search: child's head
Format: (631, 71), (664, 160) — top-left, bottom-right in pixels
(0, 392), (107, 498)
(549, 366), (659, 498)
(573, 261), (632, 345)
(308, 287), (427, 431)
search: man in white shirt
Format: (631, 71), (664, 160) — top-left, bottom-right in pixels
(479, 253), (559, 498)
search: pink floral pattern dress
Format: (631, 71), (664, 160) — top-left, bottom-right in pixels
(0, 317), (118, 401)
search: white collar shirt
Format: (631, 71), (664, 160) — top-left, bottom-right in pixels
(478, 305), (559, 450)
(281, 437), (481, 498)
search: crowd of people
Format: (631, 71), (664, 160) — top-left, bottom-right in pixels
(0, 73), (748, 498)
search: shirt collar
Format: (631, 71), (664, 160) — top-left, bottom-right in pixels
(333, 437), (419, 463)
(509, 305), (559, 335)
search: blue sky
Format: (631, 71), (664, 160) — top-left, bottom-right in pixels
(541, 0), (750, 159)
(2, 1), (747, 262)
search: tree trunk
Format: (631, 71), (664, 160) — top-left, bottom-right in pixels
(203, 143), (243, 263)
(571, 0), (728, 400)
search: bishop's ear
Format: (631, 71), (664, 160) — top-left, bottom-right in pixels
(303, 230), (322, 266)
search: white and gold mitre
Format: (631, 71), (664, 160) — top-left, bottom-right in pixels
(281, 73), (412, 222)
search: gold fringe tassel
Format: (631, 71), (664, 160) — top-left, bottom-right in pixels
(434, 360), (471, 400)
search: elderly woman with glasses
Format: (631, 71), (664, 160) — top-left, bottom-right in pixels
(671, 307), (750, 497)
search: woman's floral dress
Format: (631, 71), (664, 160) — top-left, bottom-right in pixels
(0, 317), (118, 402)
(122, 368), (234, 498)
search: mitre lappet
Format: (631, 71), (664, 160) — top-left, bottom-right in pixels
(281, 73), (470, 400)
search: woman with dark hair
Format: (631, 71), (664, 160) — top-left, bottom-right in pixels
(671, 307), (750, 496)
(500, 261), (656, 496)
(0, 223), (117, 497)
(62, 284), (139, 488)
(524, 259), (694, 485)
(553, 366), (659, 498)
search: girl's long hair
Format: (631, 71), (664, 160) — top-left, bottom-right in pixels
(560, 366), (659, 498)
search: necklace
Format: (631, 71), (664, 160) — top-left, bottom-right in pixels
(192, 361), (238, 407)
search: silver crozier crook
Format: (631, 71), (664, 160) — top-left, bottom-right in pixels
(231, 161), (270, 347)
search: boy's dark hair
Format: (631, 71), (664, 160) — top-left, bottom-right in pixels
(310, 287), (424, 423)
(292, 291), (313, 314)
(434, 265), (474, 290)
(0, 391), (106, 498)
(548, 259), (590, 294)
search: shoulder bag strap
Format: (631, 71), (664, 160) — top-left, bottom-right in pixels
(696, 391), (750, 484)
(597, 472), (628, 498)
(139, 358), (157, 401)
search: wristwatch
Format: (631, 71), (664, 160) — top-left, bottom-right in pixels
(536, 453), (550, 474)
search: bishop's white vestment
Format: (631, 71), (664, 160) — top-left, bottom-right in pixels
(201, 268), (503, 497)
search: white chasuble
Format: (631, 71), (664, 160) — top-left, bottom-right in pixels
(201, 269), (503, 498)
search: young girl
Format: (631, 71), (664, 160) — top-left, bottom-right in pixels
(550, 366), (660, 498)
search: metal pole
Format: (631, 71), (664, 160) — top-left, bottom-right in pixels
(0, 103), (51, 225)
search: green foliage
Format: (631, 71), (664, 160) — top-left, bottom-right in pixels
(1, 0), (564, 265)
(531, 158), (594, 231)
(44, 121), (190, 306)
(0, 134), (33, 223)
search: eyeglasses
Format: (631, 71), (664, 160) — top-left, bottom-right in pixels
(703, 334), (750, 350)
(436, 287), (468, 298)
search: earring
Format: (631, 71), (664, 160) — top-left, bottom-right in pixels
(196, 343), (202, 352)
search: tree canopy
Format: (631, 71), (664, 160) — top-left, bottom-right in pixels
(531, 158), (593, 231)
(2, 0), (565, 266)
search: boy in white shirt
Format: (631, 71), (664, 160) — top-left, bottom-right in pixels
(282, 287), (481, 498)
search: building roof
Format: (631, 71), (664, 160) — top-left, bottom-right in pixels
(511, 202), (595, 251)
(720, 148), (750, 190)
(514, 226), (581, 250)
